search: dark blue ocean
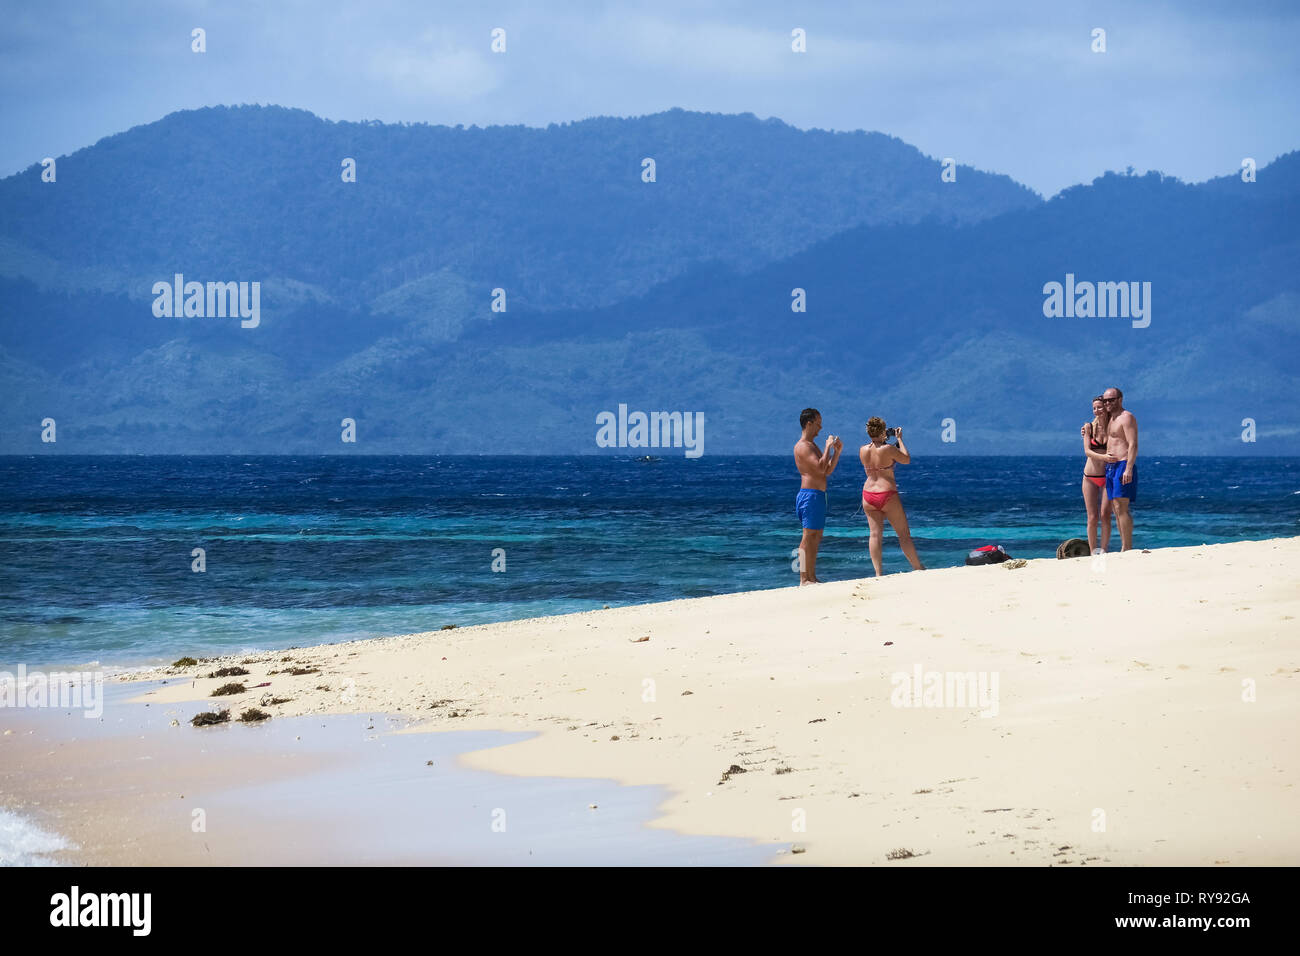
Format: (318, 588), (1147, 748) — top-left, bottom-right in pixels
(2, 456), (1296, 669)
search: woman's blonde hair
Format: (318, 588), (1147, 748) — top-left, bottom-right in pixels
(866, 416), (887, 439)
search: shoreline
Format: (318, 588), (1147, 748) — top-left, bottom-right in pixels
(0, 683), (776, 866)
(6, 454), (1297, 677)
(8, 536), (1300, 865)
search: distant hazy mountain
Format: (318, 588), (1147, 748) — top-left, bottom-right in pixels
(0, 104), (1036, 310)
(1, 106), (1296, 455)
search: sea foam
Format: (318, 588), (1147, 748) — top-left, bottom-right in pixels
(0, 807), (74, 866)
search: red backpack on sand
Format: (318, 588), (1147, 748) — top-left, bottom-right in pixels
(965, 544), (1011, 566)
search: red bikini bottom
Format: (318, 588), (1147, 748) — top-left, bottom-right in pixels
(862, 489), (897, 511)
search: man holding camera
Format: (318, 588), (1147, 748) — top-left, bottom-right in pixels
(794, 407), (843, 585)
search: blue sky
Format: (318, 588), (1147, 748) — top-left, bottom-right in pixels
(1, 0), (1297, 195)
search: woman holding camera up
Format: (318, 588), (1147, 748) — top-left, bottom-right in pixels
(859, 417), (926, 577)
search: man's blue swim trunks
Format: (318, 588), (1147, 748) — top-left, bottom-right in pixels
(796, 488), (827, 531)
(1105, 460), (1137, 503)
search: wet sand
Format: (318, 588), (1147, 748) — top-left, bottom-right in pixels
(0, 683), (778, 865)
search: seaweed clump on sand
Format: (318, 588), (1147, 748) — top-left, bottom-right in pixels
(207, 666), (249, 678)
(238, 708), (271, 723)
(718, 763), (748, 784)
(211, 682), (246, 697)
(172, 657), (198, 667)
(191, 709), (230, 727)
(278, 666), (319, 676)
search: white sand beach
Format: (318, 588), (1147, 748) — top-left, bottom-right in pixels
(10, 537), (1299, 865)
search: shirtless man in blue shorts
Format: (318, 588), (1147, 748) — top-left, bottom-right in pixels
(794, 408), (843, 585)
(1101, 386), (1139, 551)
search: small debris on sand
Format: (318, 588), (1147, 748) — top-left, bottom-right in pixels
(207, 666), (249, 678)
(190, 710), (230, 727)
(718, 763), (748, 784)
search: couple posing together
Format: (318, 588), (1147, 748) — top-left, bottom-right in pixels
(793, 408), (925, 585)
(1080, 386), (1140, 553)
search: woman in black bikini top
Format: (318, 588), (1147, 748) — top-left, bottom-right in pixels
(1080, 396), (1113, 554)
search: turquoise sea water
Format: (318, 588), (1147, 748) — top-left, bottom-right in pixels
(1, 455), (1296, 667)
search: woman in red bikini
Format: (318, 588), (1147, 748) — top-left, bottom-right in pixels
(859, 417), (926, 577)
(1080, 396), (1113, 554)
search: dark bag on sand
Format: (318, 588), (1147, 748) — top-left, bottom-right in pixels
(965, 545), (1010, 566)
(1056, 538), (1091, 559)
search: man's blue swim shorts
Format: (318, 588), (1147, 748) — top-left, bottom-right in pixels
(796, 488), (827, 531)
(1105, 460), (1137, 503)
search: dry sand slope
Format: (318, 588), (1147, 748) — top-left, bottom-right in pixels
(128, 537), (1300, 865)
